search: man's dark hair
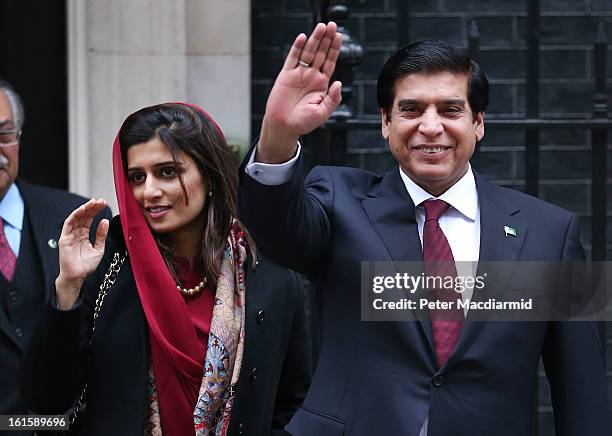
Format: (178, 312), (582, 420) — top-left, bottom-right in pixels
(377, 40), (489, 119)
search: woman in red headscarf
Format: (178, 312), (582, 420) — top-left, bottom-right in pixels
(22, 103), (315, 435)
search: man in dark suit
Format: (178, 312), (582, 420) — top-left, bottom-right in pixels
(0, 79), (111, 431)
(239, 23), (611, 435)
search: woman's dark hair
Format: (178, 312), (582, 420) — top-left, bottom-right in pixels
(377, 40), (489, 119)
(119, 103), (253, 287)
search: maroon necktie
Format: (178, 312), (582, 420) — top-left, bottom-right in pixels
(0, 219), (16, 282)
(422, 199), (463, 367)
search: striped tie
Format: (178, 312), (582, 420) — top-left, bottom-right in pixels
(423, 199), (463, 367)
(0, 219), (16, 282)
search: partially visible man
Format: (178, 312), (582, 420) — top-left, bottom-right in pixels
(239, 23), (612, 435)
(0, 79), (111, 429)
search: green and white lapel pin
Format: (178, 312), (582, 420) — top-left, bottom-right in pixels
(504, 225), (517, 237)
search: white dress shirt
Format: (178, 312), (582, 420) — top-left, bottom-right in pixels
(246, 145), (482, 436)
(399, 165), (481, 309)
(399, 167), (481, 436)
(245, 143), (302, 185)
(0, 183), (24, 256)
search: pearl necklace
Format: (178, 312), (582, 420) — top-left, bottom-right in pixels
(176, 276), (207, 297)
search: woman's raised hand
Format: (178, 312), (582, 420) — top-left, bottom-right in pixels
(55, 199), (110, 309)
(258, 22), (343, 163)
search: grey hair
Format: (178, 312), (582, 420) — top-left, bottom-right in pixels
(0, 79), (25, 130)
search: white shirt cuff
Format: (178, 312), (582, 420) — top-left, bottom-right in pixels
(244, 143), (301, 186)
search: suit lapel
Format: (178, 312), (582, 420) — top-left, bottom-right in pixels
(361, 168), (435, 354)
(18, 181), (62, 292)
(361, 169), (421, 263)
(448, 174), (528, 366)
(475, 175), (527, 264)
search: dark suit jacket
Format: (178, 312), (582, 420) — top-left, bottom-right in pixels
(0, 180), (111, 432)
(22, 216), (315, 436)
(238, 156), (612, 436)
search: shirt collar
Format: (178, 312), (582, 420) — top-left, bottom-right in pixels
(398, 164), (478, 221)
(0, 183), (24, 231)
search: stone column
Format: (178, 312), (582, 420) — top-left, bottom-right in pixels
(69, 0), (188, 209)
(185, 0), (251, 156)
(68, 0), (250, 210)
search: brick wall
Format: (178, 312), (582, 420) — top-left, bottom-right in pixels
(252, 2), (612, 434)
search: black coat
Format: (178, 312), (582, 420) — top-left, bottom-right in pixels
(0, 180), (111, 436)
(22, 217), (316, 435)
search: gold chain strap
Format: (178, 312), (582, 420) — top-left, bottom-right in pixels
(70, 251), (127, 425)
(90, 251), (127, 344)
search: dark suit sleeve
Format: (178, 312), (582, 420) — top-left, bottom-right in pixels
(541, 215), (612, 435)
(21, 297), (88, 413)
(239, 150), (333, 277)
(271, 272), (318, 433)
(21, 244), (114, 414)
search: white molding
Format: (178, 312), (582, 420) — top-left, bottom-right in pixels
(67, 0), (90, 196)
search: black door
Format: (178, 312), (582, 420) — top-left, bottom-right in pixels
(0, 0), (67, 189)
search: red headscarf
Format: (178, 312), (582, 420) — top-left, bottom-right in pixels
(112, 104), (223, 435)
